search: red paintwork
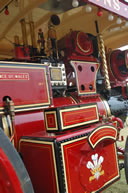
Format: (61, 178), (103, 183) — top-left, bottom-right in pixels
(58, 31), (98, 83)
(0, 148), (23, 193)
(46, 112), (56, 128)
(45, 95), (107, 132)
(63, 138), (119, 193)
(53, 96), (76, 107)
(45, 104), (99, 131)
(0, 2), (127, 190)
(0, 62), (52, 109)
(62, 31), (94, 57)
(19, 123), (120, 193)
(15, 46), (30, 61)
(61, 106), (98, 127)
(108, 50), (128, 82)
(106, 50), (128, 98)
(112, 116), (124, 129)
(88, 125), (117, 149)
(14, 94), (107, 141)
(14, 110), (46, 148)
(20, 141), (58, 193)
(74, 94), (108, 120)
(71, 61), (99, 95)
(0, 47), (120, 193)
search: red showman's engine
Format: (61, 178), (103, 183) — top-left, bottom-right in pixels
(0, 1), (128, 193)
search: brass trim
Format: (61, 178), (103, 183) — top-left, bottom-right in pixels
(15, 105), (49, 112)
(0, 105), (49, 114)
(98, 34), (111, 90)
(100, 96), (111, 117)
(45, 111), (58, 131)
(7, 115), (13, 136)
(2, 115), (13, 138)
(125, 51), (128, 69)
(68, 96), (77, 104)
(2, 115), (10, 137)
(19, 139), (59, 193)
(15, 103), (50, 109)
(126, 82), (128, 96)
(0, 65), (47, 69)
(70, 61), (100, 95)
(0, 61), (48, 66)
(59, 104), (99, 130)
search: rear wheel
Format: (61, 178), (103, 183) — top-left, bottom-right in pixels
(0, 128), (34, 193)
(124, 136), (128, 184)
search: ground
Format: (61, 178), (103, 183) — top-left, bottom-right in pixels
(103, 126), (128, 193)
(103, 170), (127, 193)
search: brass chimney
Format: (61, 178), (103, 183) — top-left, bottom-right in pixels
(29, 21), (37, 48)
(14, 35), (20, 45)
(20, 18), (28, 46)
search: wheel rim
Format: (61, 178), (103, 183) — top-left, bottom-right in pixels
(124, 136), (128, 184)
(0, 128), (34, 193)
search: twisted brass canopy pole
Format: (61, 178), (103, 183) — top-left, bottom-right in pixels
(98, 34), (111, 91)
(95, 21), (111, 91)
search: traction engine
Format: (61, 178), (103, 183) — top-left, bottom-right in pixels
(0, 14), (128, 193)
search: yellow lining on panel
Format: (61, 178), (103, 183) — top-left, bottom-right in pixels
(19, 139), (59, 193)
(0, 61), (48, 66)
(96, 143), (120, 191)
(45, 111), (58, 131)
(59, 104), (99, 130)
(0, 66), (51, 111)
(88, 125), (117, 149)
(61, 136), (87, 193)
(60, 136), (119, 193)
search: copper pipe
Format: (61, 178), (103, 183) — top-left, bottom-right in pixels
(20, 18), (28, 46)
(29, 21), (37, 48)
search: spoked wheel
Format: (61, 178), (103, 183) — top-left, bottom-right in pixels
(0, 128), (34, 193)
(124, 136), (128, 184)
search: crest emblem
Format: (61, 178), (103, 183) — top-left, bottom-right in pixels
(87, 153), (104, 182)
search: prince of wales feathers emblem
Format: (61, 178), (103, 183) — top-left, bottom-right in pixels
(86, 153), (104, 182)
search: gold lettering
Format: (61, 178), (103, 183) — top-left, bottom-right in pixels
(113, 0), (120, 11)
(104, 0), (112, 7)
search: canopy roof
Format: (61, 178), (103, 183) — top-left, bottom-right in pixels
(88, 0), (128, 19)
(0, 0), (128, 59)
